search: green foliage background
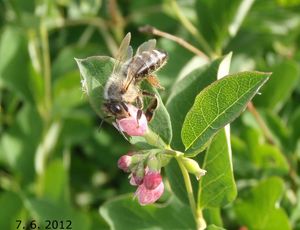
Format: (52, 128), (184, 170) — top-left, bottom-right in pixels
(0, 0), (300, 229)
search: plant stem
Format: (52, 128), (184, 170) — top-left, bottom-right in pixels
(143, 129), (168, 149)
(169, 0), (214, 57)
(176, 157), (197, 217)
(40, 21), (52, 123)
(108, 0), (126, 41)
(139, 25), (209, 61)
(247, 102), (275, 145)
(51, 18), (119, 56)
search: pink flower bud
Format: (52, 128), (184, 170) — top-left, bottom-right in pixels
(117, 155), (132, 172)
(116, 104), (148, 136)
(135, 181), (164, 205)
(143, 171), (162, 190)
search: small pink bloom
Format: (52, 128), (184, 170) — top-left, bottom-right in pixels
(118, 155), (132, 172)
(143, 171), (162, 190)
(135, 181), (164, 205)
(116, 104), (148, 136)
(130, 173), (144, 186)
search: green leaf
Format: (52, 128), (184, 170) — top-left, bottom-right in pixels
(253, 144), (289, 175)
(203, 208), (223, 228)
(100, 195), (196, 230)
(25, 197), (91, 230)
(277, 0), (300, 7)
(290, 190), (300, 227)
(75, 56), (113, 118)
(75, 56), (172, 144)
(234, 177), (291, 230)
(195, 0), (252, 52)
(241, 112), (289, 175)
(231, 134), (256, 177)
(290, 108), (300, 150)
(166, 57), (223, 151)
(40, 159), (69, 205)
(141, 83), (172, 144)
(90, 211), (110, 230)
(199, 129), (237, 208)
(0, 105), (42, 184)
(0, 26), (34, 103)
(262, 111), (290, 150)
(10, 0), (35, 14)
(0, 192), (23, 230)
(181, 71), (270, 153)
(253, 60), (300, 111)
(60, 114), (93, 145)
(130, 0), (177, 36)
(52, 45), (105, 80)
(206, 225), (226, 230)
(53, 71), (85, 116)
(165, 159), (189, 204)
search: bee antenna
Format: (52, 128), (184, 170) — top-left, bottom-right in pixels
(112, 122), (129, 141)
(97, 119), (105, 133)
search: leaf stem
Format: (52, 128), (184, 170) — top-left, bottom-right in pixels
(169, 0), (214, 57)
(139, 25), (209, 61)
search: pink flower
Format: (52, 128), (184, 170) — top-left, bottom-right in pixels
(116, 104), (148, 136)
(135, 181), (164, 205)
(117, 155), (132, 172)
(129, 173), (144, 186)
(143, 171), (162, 190)
(117, 151), (164, 205)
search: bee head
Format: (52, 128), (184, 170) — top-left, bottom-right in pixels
(104, 101), (129, 119)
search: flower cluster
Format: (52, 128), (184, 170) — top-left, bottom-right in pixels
(118, 154), (164, 205)
(115, 104), (165, 205)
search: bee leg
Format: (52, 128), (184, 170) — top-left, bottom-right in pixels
(146, 75), (165, 90)
(145, 97), (158, 122)
(141, 91), (158, 122)
(135, 96), (144, 126)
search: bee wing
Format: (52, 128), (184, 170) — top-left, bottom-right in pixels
(136, 39), (156, 54)
(112, 33), (133, 75)
(121, 39), (157, 91)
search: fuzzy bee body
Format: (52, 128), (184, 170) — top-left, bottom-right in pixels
(103, 33), (167, 121)
(104, 75), (138, 103)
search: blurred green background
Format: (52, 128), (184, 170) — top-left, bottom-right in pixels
(0, 0), (300, 229)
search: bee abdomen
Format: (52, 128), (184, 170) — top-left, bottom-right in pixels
(132, 49), (167, 78)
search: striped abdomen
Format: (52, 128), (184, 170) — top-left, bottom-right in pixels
(129, 49), (167, 79)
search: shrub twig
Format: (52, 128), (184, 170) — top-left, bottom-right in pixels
(139, 25), (209, 61)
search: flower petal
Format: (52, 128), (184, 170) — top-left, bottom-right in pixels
(143, 171), (162, 190)
(135, 182), (164, 205)
(116, 104), (148, 136)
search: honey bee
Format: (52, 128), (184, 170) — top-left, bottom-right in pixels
(103, 33), (167, 122)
